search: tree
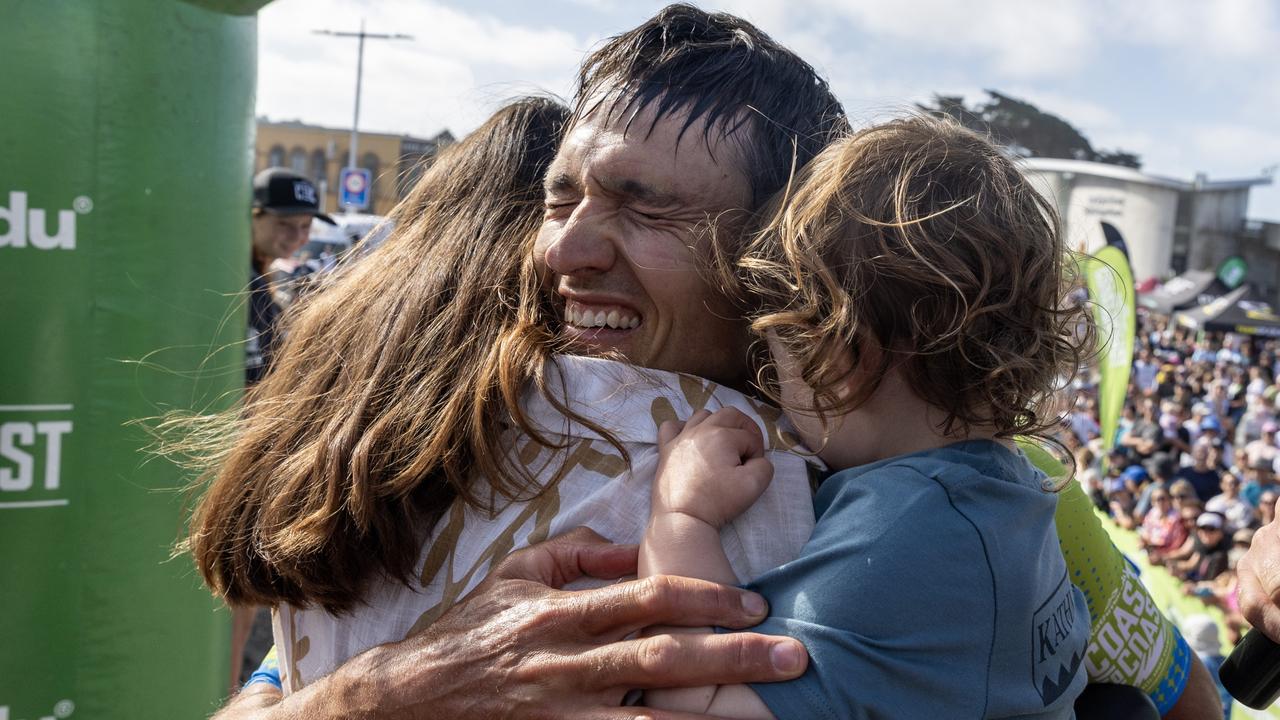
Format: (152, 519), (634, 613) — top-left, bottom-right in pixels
(918, 90), (1142, 169)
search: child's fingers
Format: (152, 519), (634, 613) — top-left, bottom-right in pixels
(683, 409), (714, 429)
(705, 408), (765, 459)
(657, 420), (684, 446)
(742, 456), (775, 489)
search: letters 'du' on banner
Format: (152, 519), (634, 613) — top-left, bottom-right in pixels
(1084, 243), (1137, 452)
(1, 1), (270, 718)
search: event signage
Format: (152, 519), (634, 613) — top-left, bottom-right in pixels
(340, 167), (372, 210)
(0, 192), (90, 250)
(1, 1), (269, 717)
(1084, 243), (1136, 451)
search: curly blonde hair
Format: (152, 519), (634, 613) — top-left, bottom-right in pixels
(736, 115), (1093, 444)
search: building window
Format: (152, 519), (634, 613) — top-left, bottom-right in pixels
(311, 149), (327, 187)
(289, 147), (308, 175)
(267, 145), (285, 169)
(361, 152), (380, 201)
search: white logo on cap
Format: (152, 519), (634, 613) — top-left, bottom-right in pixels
(293, 181), (318, 205)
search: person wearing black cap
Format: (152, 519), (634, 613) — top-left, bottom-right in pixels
(234, 168), (337, 688)
(246, 167), (336, 385)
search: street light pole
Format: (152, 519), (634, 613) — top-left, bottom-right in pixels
(349, 18), (364, 172)
(313, 21), (412, 210)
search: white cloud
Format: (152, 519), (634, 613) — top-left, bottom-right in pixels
(257, 0), (585, 136)
(805, 0), (1096, 78)
(1190, 125), (1280, 177)
(1111, 0), (1279, 62)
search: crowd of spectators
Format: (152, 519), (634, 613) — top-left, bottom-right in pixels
(1064, 313), (1279, 645)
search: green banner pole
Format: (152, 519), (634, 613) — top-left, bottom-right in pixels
(1, 1), (269, 717)
(1085, 244), (1137, 452)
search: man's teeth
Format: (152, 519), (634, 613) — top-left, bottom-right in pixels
(568, 307), (640, 329)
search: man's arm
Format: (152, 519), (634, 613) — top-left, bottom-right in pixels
(210, 527), (807, 720)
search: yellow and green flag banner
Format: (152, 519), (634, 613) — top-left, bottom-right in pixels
(1085, 244), (1137, 451)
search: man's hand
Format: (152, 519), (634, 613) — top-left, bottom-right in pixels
(1239, 518), (1280, 642)
(214, 528), (807, 720)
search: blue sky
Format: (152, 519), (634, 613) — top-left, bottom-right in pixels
(258, 0), (1280, 220)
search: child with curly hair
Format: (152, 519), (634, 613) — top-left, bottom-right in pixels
(642, 115), (1093, 719)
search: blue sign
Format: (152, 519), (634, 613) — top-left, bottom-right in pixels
(339, 167), (371, 210)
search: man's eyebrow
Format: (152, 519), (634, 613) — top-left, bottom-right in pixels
(599, 176), (678, 206)
(544, 171), (577, 195)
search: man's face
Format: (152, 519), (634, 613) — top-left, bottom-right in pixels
(535, 104), (753, 386)
(252, 212), (312, 261)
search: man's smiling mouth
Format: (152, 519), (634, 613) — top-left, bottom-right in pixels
(564, 300), (641, 330)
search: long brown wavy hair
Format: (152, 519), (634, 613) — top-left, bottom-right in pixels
(736, 115), (1094, 446)
(174, 97), (584, 614)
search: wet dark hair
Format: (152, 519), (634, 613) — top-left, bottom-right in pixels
(573, 3), (849, 209)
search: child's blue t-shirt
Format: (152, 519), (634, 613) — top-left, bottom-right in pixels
(741, 439), (1089, 720)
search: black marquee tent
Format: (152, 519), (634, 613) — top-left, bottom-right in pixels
(1174, 286), (1280, 338)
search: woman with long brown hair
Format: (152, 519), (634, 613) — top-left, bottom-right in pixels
(181, 94), (816, 695)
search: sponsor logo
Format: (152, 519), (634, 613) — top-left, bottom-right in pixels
(0, 192), (91, 250)
(1032, 572), (1085, 705)
(0, 405), (73, 509)
(1084, 568), (1168, 684)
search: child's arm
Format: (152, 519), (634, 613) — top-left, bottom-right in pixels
(639, 408), (778, 719)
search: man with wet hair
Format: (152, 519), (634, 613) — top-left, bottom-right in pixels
(217, 8), (841, 719)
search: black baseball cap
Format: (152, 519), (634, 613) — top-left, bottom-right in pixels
(252, 167), (336, 225)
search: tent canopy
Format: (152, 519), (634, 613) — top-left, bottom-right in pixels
(1138, 270), (1220, 315)
(1175, 286), (1280, 337)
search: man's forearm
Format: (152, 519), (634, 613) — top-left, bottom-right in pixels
(212, 684), (284, 720)
(212, 650), (380, 720)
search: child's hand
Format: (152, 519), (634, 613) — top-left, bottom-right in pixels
(652, 408), (774, 528)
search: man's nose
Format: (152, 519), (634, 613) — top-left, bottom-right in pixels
(542, 204), (617, 277)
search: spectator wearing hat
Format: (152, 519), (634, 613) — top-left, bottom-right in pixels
(1245, 420), (1280, 470)
(233, 168), (338, 689)
(1206, 472), (1257, 534)
(1198, 414), (1234, 471)
(1179, 615), (1232, 720)
(1170, 512), (1230, 582)
(1185, 401), (1212, 444)
(1241, 461), (1278, 509)
(246, 167), (336, 385)
(1185, 528), (1253, 645)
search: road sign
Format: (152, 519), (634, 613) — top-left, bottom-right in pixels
(339, 167), (371, 210)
